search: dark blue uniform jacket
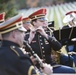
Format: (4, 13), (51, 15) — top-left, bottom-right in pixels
(0, 40), (37, 75)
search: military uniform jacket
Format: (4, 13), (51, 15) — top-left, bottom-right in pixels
(0, 40), (38, 75)
(62, 25), (69, 29)
(25, 30), (62, 65)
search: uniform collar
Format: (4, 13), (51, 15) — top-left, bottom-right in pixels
(2, 40), (20, 47)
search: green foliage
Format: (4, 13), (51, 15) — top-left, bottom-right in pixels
(0, 0), (17, 13)
(15, 0), (27, 9)
(0, 0), (12, 13)
(5, 7), (18, 19)
(0, 0), (10, 3)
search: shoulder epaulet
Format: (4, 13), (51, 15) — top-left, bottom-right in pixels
(10, 46), (20, 56)
(10, 46), (28, 57)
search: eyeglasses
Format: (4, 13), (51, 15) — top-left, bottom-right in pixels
(37, 17), (47, 22)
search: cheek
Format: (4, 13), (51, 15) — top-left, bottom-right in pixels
(21, 33), (25, 39)
(44, 22), (48, 26)
(15, 34), (19, 40)
(36, 21), (42, 26)
(16, 33), (22, 40)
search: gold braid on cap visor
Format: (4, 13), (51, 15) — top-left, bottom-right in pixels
(0, 22), (23, 34)
(30, 14), (45, 20)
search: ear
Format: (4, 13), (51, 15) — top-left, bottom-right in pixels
(33, 21), (36, 26)
(12, 31), (16, 38)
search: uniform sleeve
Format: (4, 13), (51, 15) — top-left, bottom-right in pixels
(47, 36), (62, 51)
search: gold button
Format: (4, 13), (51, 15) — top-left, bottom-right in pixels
(40, 40), (42, 41)
(41, 43), (43, 45)
(12, 46), (15, 48)
(43, 51), (45, 53)
(43, 55), (45, 57)
(39, 36), (41, 37)
(42, 47), (44, 49)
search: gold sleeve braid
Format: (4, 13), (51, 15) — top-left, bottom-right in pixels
(28, 66), (47, 75)
(28, 66), (39, 75)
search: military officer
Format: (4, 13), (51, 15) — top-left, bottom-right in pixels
(0, 14), (53, 75)
(25, 8), (76, 73)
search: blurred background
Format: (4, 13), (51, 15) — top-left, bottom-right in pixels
(0, 0), (75, 10)
(0, 0), (76, 30)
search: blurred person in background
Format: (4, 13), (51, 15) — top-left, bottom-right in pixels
(22, 17), (33, 32)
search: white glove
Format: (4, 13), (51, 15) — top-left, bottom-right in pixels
(36, 26), (48, 39)
(41, 63), (53, 75)
(28, 28), (36, 44)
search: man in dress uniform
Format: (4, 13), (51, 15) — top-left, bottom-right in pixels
(62, 11), (76, 66)
(0, 14), (53, 75)
(25, 8), (76, 73)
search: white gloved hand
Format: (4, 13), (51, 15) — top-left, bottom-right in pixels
(36, 26), (48, 39)
(28, 28), (36, 44)
(41, 63), (53, 75)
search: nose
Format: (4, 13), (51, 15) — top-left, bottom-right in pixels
(44, 21), (48, 24)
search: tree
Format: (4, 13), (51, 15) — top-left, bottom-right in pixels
(0, 0), (17, 13)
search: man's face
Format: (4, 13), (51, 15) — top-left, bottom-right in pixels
(23, 21), (31, 30)
(15, 30), (25, 47)
(33, 17), (48, 28)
